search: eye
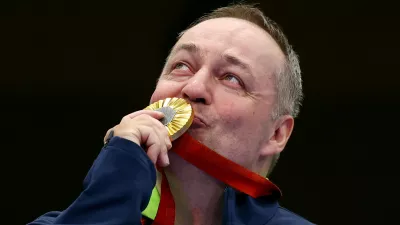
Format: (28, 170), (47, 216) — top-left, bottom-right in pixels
(222, 74), (242, 86)
(173, 62), (190, 71)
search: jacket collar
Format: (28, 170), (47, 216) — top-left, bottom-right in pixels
(223, 187), (279, 225)
(142, 186), (280, 224)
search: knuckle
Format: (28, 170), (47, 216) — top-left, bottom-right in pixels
(112, 126), (122, 136)
(121, 115), (130, 122)
(163, 126), (169, 135)
(137, 113), (152, 121)
(164, 145), (169, 153)
(146, 116), (165, 130)
(152, 117), (166, 129)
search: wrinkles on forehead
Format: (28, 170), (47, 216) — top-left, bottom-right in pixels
(169, 17), (285, 95)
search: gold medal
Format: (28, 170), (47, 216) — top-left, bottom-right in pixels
(145, 97), (194, 141)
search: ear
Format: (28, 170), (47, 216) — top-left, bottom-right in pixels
(260, 115), (295, 156)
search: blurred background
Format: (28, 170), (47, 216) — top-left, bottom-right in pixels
(1, 0), (399, 224)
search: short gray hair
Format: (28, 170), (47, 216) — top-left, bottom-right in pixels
(180, 3), (303, 120)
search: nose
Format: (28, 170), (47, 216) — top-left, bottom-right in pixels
(181, 70), (212, 105)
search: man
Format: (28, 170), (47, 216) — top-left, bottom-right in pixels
(29, 3), (314, 225)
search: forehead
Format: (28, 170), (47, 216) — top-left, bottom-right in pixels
(176, 18), (284, 77)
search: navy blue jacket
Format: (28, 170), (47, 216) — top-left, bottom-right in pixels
(28, 136), (314, 225)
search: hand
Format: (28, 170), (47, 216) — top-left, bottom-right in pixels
(104, 110), (172, 167)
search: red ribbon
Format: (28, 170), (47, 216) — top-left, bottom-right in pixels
(153, 133), (281, 225)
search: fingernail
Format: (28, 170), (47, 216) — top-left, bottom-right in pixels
(165, 156), (170, 166)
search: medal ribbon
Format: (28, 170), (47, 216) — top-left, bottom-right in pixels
(152, 133), (281, 225)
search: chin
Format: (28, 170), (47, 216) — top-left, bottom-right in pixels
(187, 129), (209, 145)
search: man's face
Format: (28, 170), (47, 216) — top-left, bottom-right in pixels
(150, 18), (285, 172)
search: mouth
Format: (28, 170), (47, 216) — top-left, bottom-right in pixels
(190, 116), (207, 128)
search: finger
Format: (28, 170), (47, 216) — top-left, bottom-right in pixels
(142, 121), (170, 167)
(154, 128), (170, 167)
(124, 112), (169, 141)
(145, 136), (162, 165)
(166, 136), (172, 150)
(148, 115), (169, 134)
(138, 115), (170, 145)
(122, 110), (164, 123)
(157, 145), (170, 167)
(151, 117), (171, 167)
(157, 153), (169, 167)
(154, 125), (171, 167)
(148, 122), (170, 167)
(138, 126), (163, 165)
(132, 115), (167, 139)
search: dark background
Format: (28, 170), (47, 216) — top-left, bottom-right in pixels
(1, 0), (399, 224)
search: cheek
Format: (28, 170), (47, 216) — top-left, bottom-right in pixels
(150, 80), (183, 103)
(217, 101), (254, 124)
(215, 100), (269, 146)
(214, 101), (262, 167)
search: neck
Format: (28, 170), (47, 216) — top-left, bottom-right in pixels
(163, 151), (226, 225)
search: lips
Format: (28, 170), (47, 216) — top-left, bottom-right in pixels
(191, 116), (207, 128)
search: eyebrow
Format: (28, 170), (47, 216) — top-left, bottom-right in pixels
(170, 43), (201, 56)
(222, 54), (252, 75)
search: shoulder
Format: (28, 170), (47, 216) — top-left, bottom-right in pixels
(267, 206), (315, 225)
